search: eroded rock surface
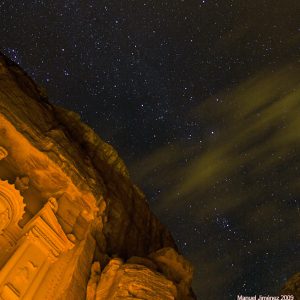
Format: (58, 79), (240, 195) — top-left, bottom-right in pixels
(0, 52), (195, 299)
(280, 273), (300, 300)
(96, 258), (178, 300)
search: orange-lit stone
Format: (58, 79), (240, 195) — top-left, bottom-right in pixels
(0, 51), (195, 299)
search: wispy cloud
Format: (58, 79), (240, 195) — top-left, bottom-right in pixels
(131, 62), (300, 298)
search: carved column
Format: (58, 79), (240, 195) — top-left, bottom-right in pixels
(0, 180), (25, 235)
(0, 197), (74, 299)
(0, 180), (25, 268)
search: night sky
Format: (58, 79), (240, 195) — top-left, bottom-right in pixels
(1, 1), (300, 299)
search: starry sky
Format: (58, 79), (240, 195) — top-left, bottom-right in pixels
(1, 1), (300, 298)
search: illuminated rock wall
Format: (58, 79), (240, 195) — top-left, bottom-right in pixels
(0, 52), (195, 299)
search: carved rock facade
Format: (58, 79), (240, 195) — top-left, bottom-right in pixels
(0, 52), (195, 299)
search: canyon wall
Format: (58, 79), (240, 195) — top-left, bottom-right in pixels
(0, 52), (195, 299)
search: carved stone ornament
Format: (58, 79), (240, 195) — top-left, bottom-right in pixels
(48, 197), (58, 213)
(15, 176), (30, 191)
(67, 233), (76, 243)
(0, 146), (8, 160)
(0, 180), (25, 234)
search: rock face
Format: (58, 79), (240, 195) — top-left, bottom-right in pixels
(96, 258), (178, 299)
(0, 52), (195, 299)
(280, 273), (300, 300)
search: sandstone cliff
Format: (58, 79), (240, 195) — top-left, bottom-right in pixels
(0, 52), (195, 299)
